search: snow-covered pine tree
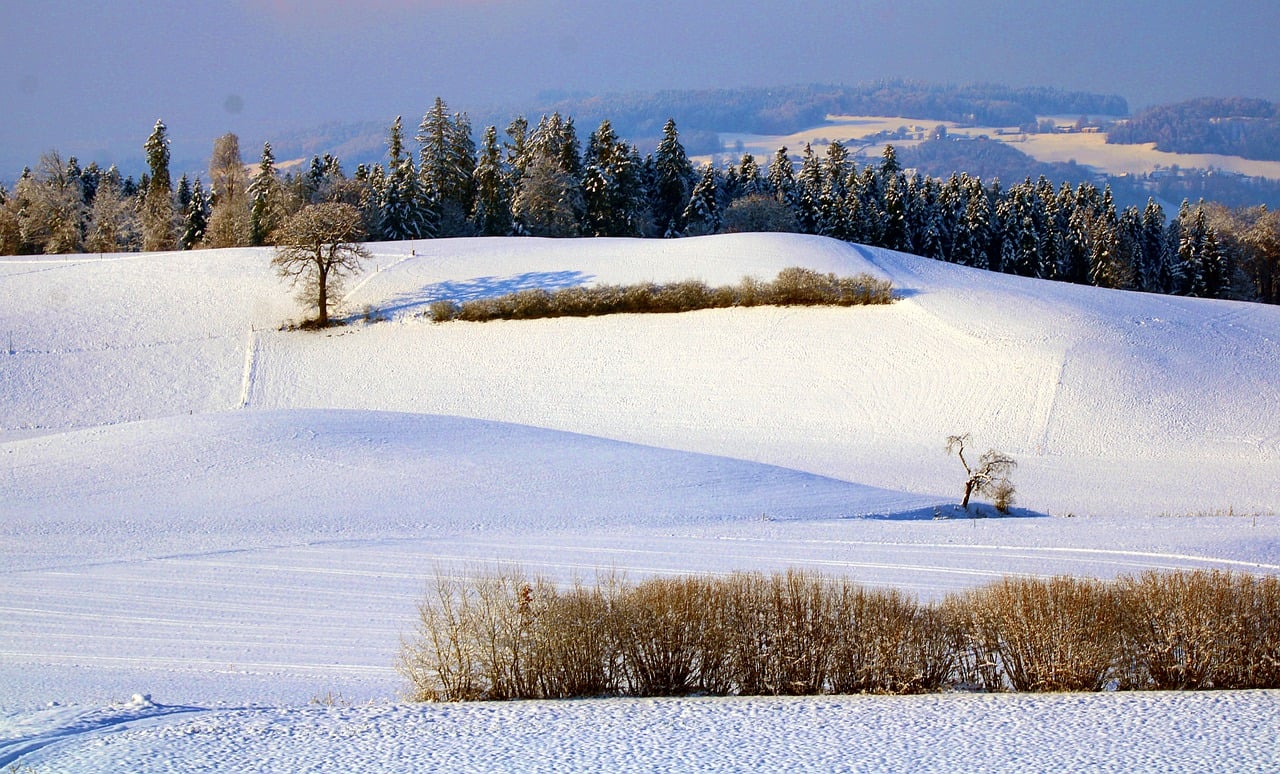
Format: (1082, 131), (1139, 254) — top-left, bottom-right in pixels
(470, 125), (513, 236)
(179, 177), (210, 250)
(736, 153), (764, 199)
(651, 118), (694, 237)
(795, 143), (824, 235)
(141, 120), (176, 252)
(766, 146), (797, 211)
(249, 142), (286, 246)
(417, 97), (475, 236)
(682, 163), (721, 236)
(582, 119), (643, 237)
(380, 116), (434, 241)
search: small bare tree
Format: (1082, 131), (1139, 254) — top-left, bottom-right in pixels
(271, 202), (369, 327)
(945, 433), (1017, 512)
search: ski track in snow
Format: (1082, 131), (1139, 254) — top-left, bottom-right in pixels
(3, 234), (1280, 769)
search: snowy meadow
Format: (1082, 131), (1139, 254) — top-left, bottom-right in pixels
(3, 234), (1279, 771)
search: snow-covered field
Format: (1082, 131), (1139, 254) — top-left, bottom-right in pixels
(3, 234), (1279, 770)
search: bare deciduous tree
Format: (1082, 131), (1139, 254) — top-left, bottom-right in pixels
(945, 433), (1017, 512)
(271, 202), (369, 327)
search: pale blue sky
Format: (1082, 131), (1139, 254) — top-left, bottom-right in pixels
(2, 0), (1278, 175)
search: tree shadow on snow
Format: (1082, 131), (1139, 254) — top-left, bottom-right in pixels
(353, 270), (595, 322)
(860, 503), (1050, 521)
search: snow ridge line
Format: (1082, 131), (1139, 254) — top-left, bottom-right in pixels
(238, 327), (258, 409)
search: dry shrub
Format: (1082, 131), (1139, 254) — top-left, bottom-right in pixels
(438, 268), (894, 323)
(954, 576), (1120, 692)
(525, 578), (619, 698)
(1115, 570), (1280, 690)
(398, 569), (619, 701)
(429, 300), (459, 322)
(400, 568), (1280, 703)
(829, 584), (952, 695)
(613, 576), (728, 696)
(715, 571), (837, 696)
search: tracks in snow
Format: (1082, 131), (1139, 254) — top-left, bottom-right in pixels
(238, 327), (259, 409)
(0, 698), (205, 768)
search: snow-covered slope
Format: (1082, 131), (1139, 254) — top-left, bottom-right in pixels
(5, 234), (1278, 515)
(3, 234), (1279, 770)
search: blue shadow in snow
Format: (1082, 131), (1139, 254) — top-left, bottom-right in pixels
(372, 270), (596, 319)
(858, 503), (1050, 521)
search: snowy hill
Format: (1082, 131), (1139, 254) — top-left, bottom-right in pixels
(6, 233), (1278, 515)
(3, 234), (1280, 770)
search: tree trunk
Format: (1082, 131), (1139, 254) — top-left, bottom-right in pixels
(317, 256), (328, 325)
(961, 480), (973, 510)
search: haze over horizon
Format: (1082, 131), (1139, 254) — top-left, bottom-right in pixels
(3, 0), (1278, 176)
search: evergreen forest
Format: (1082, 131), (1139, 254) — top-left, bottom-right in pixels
(2, 98), (1277, 306)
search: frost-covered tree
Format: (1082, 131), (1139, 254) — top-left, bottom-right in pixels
(766, 146), (797, 210)
(21, 151), (86, 254)
(271, 202), (370, 326)
(1179, 201), (1228, 298)
(86, 167), (140, 253)
(511, 154), (582, 237)
(795, 143), (824, 235)
(205, 133), (251, 248)
(512, 114), (583, 235)
(736, 153), (765, 199)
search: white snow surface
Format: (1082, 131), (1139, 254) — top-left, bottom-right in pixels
(3, 233), (1280, 771)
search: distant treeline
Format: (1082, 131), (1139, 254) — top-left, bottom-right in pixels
(2, 98), (1276, 306)
(1108, 97), (1280, 162)
(531, 81), (1130, 142)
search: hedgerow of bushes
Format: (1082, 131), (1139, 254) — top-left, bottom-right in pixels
(428, 267), (894, 323)
(399, 568), (1280, 702)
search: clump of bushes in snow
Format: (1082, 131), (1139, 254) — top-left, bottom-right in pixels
(427, 267), (894, 323)
(399, 568), (1280, 702)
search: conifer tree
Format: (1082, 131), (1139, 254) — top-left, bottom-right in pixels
(141, 120), (176, 251)
(880, 173), (911, 253)
(179, 177), (210, 250)
(1137, 199), (1170, 292)
(470, 125), (513, 236)
(736, 153), (764, 198)
(380, 116), (434, 241)
(953, 176), (991, 269)
(682, 164), (721, 236)
(795, 143), (825, 234)
(249, 142), (287, 246)
(513, 114), (582, 235)
(651, 119), (694, 236)
(582, 119), (644, 237)
(820, 142), (852, 240)
(418, 97), (476, 236)
(766, 146), (797, 210)
(1179, 201), (1227, 297)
